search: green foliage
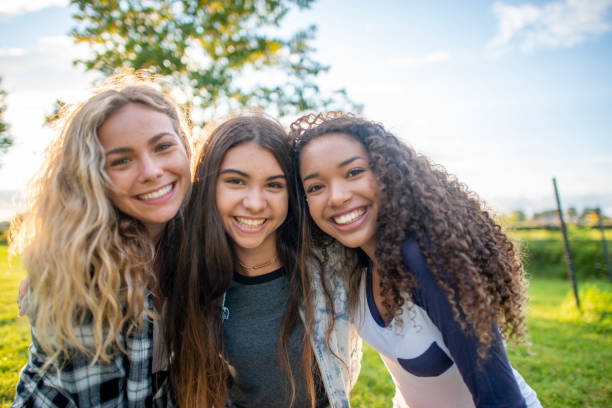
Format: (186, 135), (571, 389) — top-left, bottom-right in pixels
(559, 284), (612, 329)
(0, 77), (13, 163)
(43, 99), (68, 126)
(509, 228), (612, 279)
(70, 0), (361, 123)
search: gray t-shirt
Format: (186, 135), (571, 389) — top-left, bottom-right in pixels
(223, 268), (328, 408)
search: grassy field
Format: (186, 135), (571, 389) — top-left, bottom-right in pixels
(1, 243), (611, 407)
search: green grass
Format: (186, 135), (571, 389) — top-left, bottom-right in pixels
(503, 279), (612, 408)
(1, 244), (611, 407)
(0, 245), (29, 407)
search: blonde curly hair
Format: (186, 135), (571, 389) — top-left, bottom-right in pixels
(10, 75), (191, 367)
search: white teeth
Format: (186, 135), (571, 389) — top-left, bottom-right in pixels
(333, 208), (366, 225)
(138, 184), (173, 200)
(236, 217), (266, 228)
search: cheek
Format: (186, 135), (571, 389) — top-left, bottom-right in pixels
(306, 199), (324, 223)
(106, 190), (123, 211)
(278, 192), (289, 221)
(177, 153), (191, 178)
(105, 171), (132, 201)
(367, 176), (382, 201)
(215, 184), (228, 215)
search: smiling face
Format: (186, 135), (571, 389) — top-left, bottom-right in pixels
(215, 141), (289, 260)
(299, 132), (380, 257)
(98, 102), (190, 239)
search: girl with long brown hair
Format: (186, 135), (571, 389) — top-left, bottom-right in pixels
(291, 113), (542, 408)
(162, 114), (361, 408)
(11, 77), (191, 406)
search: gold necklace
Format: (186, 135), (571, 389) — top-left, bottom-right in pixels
(238, 255), (278, 272)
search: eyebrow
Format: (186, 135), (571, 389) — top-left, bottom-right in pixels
(104, 132), (174, 156)
(302, 155), (363, 182)
(219, 169), (286, 181)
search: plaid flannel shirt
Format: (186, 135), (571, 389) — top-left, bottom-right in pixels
(12, 297), (171, 408)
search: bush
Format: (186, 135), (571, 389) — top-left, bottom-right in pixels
(509, 228), (612, 280)
(559, 284), (612, 331)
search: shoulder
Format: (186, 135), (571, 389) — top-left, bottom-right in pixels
(400, 238), (449, 307)
(400, 238), (429, 276)
(311, 240), (360, 281)
(312, 239), (358, 267)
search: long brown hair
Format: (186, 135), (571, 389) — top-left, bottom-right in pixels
(290, 113), (527, 356)
(162, 115), (318, 407)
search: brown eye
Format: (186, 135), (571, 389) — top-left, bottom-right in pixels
(347, 168), (365, 178)
(267, 182), (285, 189)
(226, 178), (244, 185)
(155, 143), (172, 152)
(306, 184), (323, 194)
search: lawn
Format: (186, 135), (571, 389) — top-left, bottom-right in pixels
(1, 243), (610, 407)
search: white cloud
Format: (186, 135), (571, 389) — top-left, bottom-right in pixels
(0, 35), (100, 195)
(489, 0), (612, 52)
(386, 51), (451, 67)
(0, 48), (27, 57)
(0, 35), (95, 91)
(0, 0), (68, 16)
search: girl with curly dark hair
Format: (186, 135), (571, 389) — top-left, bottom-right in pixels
(290, 113), (542, 408)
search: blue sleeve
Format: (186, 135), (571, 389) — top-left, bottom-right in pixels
(401, 239), (526, 408)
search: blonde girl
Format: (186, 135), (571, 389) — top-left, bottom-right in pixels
(11, 78), (191, 406)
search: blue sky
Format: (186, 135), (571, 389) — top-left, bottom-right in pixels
(1, 0), (611, 221)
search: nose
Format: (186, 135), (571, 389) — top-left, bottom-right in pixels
(242, 187), (267, 212)
(138, 154), (163, 183)
(328, 179), (351, 207)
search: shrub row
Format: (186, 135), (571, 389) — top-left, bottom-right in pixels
(516, 237), (611, 280)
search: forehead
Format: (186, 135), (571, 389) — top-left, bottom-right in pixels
(300, 132), (368, 167)
(98, 103), (176, 147)
(220, 141), (284, 173)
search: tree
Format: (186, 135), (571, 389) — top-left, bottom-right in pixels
(0, 77), (12, 164)
(70, 0), (360, 125)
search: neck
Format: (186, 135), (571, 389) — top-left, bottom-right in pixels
(146, 223), (165, 243)
(234, 236), (281, 277)
(360, 239), (377, 266)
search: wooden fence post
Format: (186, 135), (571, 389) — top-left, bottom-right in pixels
(595, 208), (612, 282)
(552, 177), (580, 308)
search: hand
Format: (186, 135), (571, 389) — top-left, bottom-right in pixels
(17, 278), (29, 317)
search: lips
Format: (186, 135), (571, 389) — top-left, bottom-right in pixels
(137, 183), (174, 201)
(332, 207), (366, 225)
(235, 216), (266, 229)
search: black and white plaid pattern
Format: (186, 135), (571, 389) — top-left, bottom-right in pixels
(12, 298), (170, 407)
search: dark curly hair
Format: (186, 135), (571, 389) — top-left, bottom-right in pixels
(290, 112), (528, 355)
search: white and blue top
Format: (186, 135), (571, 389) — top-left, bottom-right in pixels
(355, 238), (542, 408)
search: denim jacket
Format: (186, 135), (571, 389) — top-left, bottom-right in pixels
(306, 242), (362, 408)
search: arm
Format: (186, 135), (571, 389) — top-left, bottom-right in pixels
(401, 239), (527, 408)
(17, 279), (29, 317)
